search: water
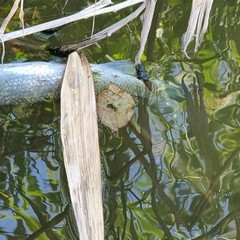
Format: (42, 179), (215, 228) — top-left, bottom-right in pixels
(0, 0), (240, 239)
(0, 102), (77, 239)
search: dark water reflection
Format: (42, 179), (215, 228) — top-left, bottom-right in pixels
(0, 102), (77, 239)
(101, 75), (240, 239)
(0, 0), (240, 239)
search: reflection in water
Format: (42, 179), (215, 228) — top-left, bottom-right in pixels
(1, 0), (240, 239)
(101, 73), (240, 239)
(0, 102), (77, 240)
(0, 81), (239, 239)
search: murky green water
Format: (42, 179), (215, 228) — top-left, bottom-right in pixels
(0, 0), (240, 239)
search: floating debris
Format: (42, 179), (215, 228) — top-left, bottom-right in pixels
(97, 83), (136, 131)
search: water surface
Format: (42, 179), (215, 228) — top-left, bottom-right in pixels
(0, 0), (240, 239)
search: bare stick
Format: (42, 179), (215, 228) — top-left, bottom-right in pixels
(0, 0), (144, 42)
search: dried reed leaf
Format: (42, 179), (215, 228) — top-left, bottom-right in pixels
(183, 0), (214, 56)
(135, 0), (157, 64)
(1, 0), (145, 42)
(19, 0), (25, 31)
(0, 0), (21, 37)
(61, 52), (104, 239)
(0, 0), (23, 62)
(76, 3), (146, 50)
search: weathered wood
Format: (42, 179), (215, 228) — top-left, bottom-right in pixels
(60, 52), (104, 240)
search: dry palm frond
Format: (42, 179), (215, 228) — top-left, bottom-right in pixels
(183, 0), (214, 56)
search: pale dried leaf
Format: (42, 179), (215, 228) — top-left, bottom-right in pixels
(61, 52), (104, 239)
(77, 3), (146, 50)
(0, 0), (21, 62)
(98, 83), (135, 131)
(135, 0), (157, 64)
(0, 0), (21, 37)
(19, 0), (25, 31)
(1, 0), (144, 42)
(183, 0), (214, 56)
